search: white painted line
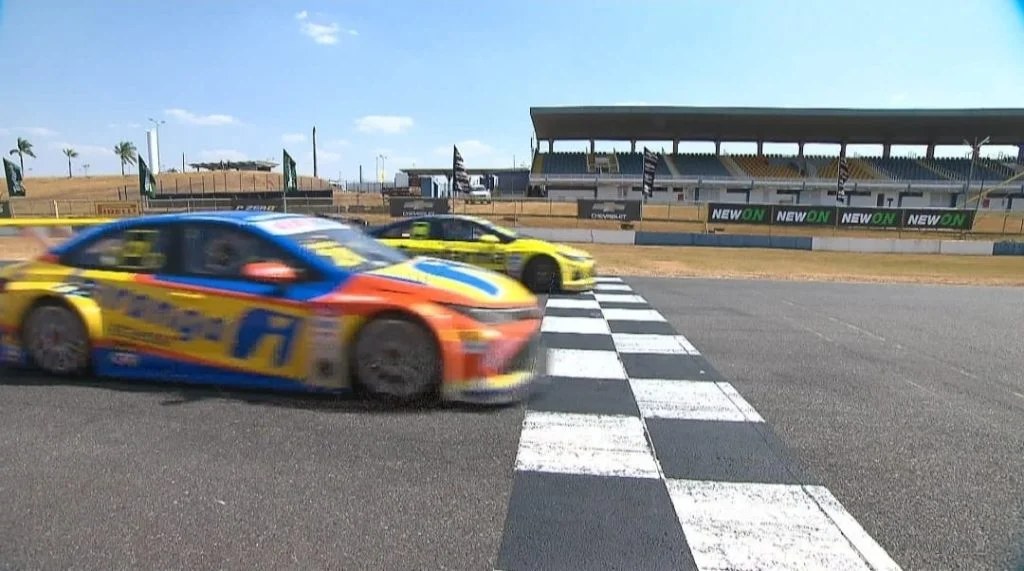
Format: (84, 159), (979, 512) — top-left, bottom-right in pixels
(515, 411), (660, 478)
(593, 284), (630, 292)
(629, 379), (764, 422)
(546, 348), (627, 379)
(612, 333), (700, 355)
(714, 382), (766, 423)
(665, 480), (892, 571)
(593, 276), (624, 283)
(545, 298), (601, 310)
(541, 316), (611, 335)
(805, 486), (903, 571)
(594, 293), (647, 304)
(601, 308), (667, 322)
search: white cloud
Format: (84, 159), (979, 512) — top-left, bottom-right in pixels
(108, 122), (142, 130)
(325, 138), (350, 147)
(282, 133), (306, 143)
(295, 10), (355, 45)
(198, 149), (248, 162)
(310, 150), (342, 163)
(13, 127), (57, 137)
(355, 115), (414, 134)
(889, 93), (909, 105)
(165, 108), (239, 126)
(49, 141), (110, 156)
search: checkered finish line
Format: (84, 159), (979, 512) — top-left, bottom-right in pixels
(495, 277), (902, 571)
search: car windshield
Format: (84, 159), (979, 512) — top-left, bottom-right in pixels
(264, 218), (408, 272)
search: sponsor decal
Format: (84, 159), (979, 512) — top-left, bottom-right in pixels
(706, 203), (975, 231)
(95, 202), (141, 217)
(109, 351), (140, 367)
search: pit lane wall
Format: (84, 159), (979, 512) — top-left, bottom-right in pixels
(0, 219), (1021, 258)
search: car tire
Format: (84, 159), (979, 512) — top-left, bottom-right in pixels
(352, 314), (442, 404)
(21, 300), (91, 376)
(523, 255), (561, 294)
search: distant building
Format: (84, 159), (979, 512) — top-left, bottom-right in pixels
(188, 160), (278, 172)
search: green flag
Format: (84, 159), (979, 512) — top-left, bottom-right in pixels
(3, 157), (26, 197)
(138, 156), (157, 198)
(283, 149), (298, 194)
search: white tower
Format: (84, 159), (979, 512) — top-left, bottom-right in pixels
(146, 129), (160, 175)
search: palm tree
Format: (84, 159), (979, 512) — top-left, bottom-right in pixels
(8, 137), (35, 172)
(113, 141), (137, 176)
(62, 148), (79, 178)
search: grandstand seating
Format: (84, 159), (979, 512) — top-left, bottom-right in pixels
(814, 157), (882, 181)
(730, 154), (802, 179)
(534, 152), (1019, 182)
(670, 153), (733, 177)
(540, 152), (589, 174)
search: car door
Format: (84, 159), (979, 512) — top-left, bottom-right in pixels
(377, 220), (443, 258)
(148, 221), (335, 387)
(436, 218), (506, 271)
(57, 223), (181, 376)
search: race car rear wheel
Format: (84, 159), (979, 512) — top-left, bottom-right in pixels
(22, 300), (90, 376)
(523, 255), (561, 294)
(352, 314), (441, 404)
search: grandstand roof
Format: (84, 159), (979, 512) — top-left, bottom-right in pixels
(400, 167), (529, 177)
(189, 160), (278, 172)
(530, 106), (1024, 146)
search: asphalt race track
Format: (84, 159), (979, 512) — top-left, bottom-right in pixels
(2, 259), (1024, 570)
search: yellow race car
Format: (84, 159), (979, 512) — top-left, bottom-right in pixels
(366, 215), (595, 293)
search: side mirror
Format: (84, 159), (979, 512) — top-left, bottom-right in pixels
(242, 261), (298, 284)
(479, 234), (500, 244)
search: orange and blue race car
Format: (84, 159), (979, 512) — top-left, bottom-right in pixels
(0, 211), (543, 404)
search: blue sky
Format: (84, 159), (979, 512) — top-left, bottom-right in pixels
(2, 0), (1023, 180)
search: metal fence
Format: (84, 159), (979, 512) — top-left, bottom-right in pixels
(4, 193), (1024, 237)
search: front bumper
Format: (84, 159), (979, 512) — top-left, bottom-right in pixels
(560, 260), (596, 292)
(442, 331), (542, 404)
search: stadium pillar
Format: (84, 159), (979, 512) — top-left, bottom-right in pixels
(926, 144), (935, 159)
(883, 144), (891, 159)
(797, 142), (804, 157)
(547, 140), (553, 152)
(590, 140), (595, 154)
(756, 141), (763, 156)
(1018, 145), (1023, 163)
(630, 140), (636, 153)
(672, 141), (678, 154)
(840, 143), (847, 158)
(714, 141), (721, 155)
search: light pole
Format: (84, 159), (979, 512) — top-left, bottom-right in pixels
(377, 153), (388, 184)
(963, 136), (990, 211)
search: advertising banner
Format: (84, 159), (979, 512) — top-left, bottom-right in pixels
(577, 199), (643, 222)
(706, 203), (975, 231)
(388, 197), (451, 218)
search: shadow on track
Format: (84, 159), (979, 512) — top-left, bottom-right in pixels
(0, 370), (520, 415)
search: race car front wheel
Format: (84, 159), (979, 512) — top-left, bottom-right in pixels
(22, 301), (90, 376)
(523, 256), (560, 294)
(352, 314), (441, 404)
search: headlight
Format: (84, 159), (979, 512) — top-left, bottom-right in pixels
(442, 303), (541, 324)
(557, 251), (590, 263)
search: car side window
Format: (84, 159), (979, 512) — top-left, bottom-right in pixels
(438, 219), (488, 242)
(180, 224), (301, 279)
(378, 221), (414, 239)
(64, 226), (173, 273)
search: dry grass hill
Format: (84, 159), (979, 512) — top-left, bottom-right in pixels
(8, 172), (332, 200)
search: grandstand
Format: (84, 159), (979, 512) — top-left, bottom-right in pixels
(528, 106), (1024, 210)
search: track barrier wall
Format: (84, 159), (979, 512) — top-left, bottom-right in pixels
(0, 220), (1021, 260)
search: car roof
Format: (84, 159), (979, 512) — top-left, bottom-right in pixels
(47, 211), (320, 256)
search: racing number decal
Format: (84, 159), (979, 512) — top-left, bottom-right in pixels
(118, 229), (165, 270)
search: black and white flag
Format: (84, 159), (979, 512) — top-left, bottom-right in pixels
(837, 156), (850, 203)
(452, 146), (472, 194)
(641, 147), (658, 198)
